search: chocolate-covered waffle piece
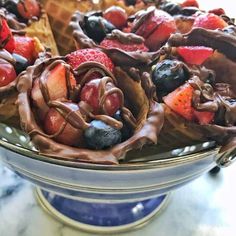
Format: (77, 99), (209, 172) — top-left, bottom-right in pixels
(153, 27), (236, 149)
(71, 6), (177, 65)
(16, 48), (164, 164)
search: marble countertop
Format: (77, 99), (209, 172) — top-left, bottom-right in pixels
(0, 161), (236, 236)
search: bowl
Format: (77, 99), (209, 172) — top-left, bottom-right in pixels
(0, 122), (234, 233)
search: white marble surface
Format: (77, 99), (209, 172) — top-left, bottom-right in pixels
(0, 162), (236, 236)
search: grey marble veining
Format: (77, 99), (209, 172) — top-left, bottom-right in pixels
(0, 161), (236, 236)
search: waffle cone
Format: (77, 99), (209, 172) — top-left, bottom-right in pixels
(24, 13), (59, 56)
(41, 0), (101, 55)
(0, 13), (58, 127)
(158, 105), (207, 149)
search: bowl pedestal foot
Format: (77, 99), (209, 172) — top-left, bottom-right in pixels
(36, 188), (169, 233)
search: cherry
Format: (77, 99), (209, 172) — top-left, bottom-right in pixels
(103, 6), (128, 29)
(44, 103), (84, 147)
(17, 0), (40, 20)
(0, 58), (17, 87)
(80, 78), (121, 116)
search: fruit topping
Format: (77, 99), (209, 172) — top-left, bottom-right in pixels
(163, 82), (214, 124)
(152, 59), (189, 97)
(103, 6), (128, 29)
(80, 78), (122, 116)
(44, 103), (84, 147)
(0, 58), (17, 87)
(13, 35), (39, 63)
(177, 46), (214, 65)
(125, 0), (137, 5)
(181, 0), (199, 8)
(17, 0), (40, 20)
(208, 8), (225, 16)
(193, 13), (228, 30)
(84, 120), (121, 149)
(0, 17), (15, 53)
(31, 62), (76, 119)
(160, 2), (182, 16)
(66, 49), (114, 72)
(84, 15), (116, 43)
(12, 53), (29, 74)
(100, 38), (148, 52)
(133, 8), (177, 51)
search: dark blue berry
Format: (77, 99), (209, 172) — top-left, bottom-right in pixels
(0, 0), (20, 17)
(84, 16), (116, 43)
(84, 120), (121, 150)
(12, 53), (29, 74)
(160, 2), (182, 15)
(125, 0), (137, 5)
(180, 7), (199, 16)
(152, 59), (189, 97)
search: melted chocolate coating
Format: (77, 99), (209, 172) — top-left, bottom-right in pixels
(17, 58), (164, 165)
(70, 10), (160, 66)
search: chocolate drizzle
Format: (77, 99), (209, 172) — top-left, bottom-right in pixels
(17, 57), (164, 164)
(70, 10), (160, 66)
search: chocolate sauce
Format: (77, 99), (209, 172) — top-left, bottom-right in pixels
(70, 10), (160, 66)
(17, 58), (164, 164)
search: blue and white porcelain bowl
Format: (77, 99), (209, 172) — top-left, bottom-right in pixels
(0, 123), (234, 233)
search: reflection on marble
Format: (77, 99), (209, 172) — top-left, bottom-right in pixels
(0, 160), (236, 236)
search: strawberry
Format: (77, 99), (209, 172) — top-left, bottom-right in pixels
(17, 0), (41, 20)
(80, 78), (121, 116)
(103, 6), (128, 29)
(31, 63), (76, 120)
(0, 59), (17, 87)
(193, 13), (228, 30)
(44, 103), (84, 147)
(133, 9), (176, 51)
(177, 46), (214, 65)
(0, 17), (15, 53)
(100, 38), (149, 52)
(66, 49), (114, 72)
(193, 110), (214, 125)
(208, 8), (225, 16)
(163, 83), (194, 121)
(164, 82), (214, 124)
(13, 36), (38, 64)
(181, 0), (199, 8)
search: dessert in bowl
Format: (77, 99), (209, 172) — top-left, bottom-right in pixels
(0, 0), (236, 233)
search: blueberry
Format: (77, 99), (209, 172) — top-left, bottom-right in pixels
(84, 16), (116, 43)
(12, 53), (29, 74)
(152, 59), (189, 97)
(180, 7), (199, 16)
(84, 120), (121, 150)
(125, 0), (137, 5)
(113, 110), (132, 141)
(160, 2), (182, 16)
(1, 0), (20, 17)
(223, 26), (236, 36)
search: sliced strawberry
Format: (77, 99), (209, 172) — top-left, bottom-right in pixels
(0, 18), (15, 53)
(193, 13), (228, 30)
(17, 0), (41, 20)
(80, 78), (121, 116)
(177, 46), (214, 65)
(44, 103), (84, 147)
(66, 49), (114, 72)
(163, 83), (194, 121)
(193, 110), (214, 125)
(181, 0), (199, 8)
(0, 59), (17, 87)
(134, 9), (176, 51)
(100, 38), (149, 52)
(13, 36), (38, 64)
(103, 6), (128, 29)
(31, 63), (76, 120)
(208, 8), (226, 16)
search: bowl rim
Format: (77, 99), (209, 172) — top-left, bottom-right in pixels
(0, 138), (219, 171)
